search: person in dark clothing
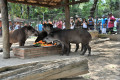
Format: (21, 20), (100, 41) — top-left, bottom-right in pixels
(70, 17), (75, 29)
(74, 17), (82, 29)
(116, 18), (120, 34)
(87, 16), (94, 30)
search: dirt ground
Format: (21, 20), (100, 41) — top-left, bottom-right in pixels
(60, 40), (120, 80)
(81, 40), (120, 80)
(0, 37), (120, 80)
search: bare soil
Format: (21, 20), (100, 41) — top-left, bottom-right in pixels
(82, 40), (120, 80)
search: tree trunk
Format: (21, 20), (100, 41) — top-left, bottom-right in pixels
(90, 0), (98, 17)
(118, 1), (120, 34)
(1, 0), (10, 58)
(65, 0), (70, 29)
(27, 6), (30, 19)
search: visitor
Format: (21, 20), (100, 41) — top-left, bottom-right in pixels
(14, 22), (20, 30)
(43, 20), (47, 24)
(12, 22), (16, 30)
(29, 22), (32, 26)
(57, 18), (62, 29)
(106, 14), (110, 33)
(62, 20), (65, 29)
(74, 16), (82, 29)
(20, 23), (24, 28)
(101, 15), (107, 34)
(24, 23), (28, 26)
(53, 20), (55, 28)
(87, 16), (94, 30)
(70, 17), (74, 29)
(108, 13), (116, 34)
(53, 20), (58, 28)
(96, 18), (102, 33)
(9, 24), (13, 31)
(48, 19), (52, 24)
(81, 18), (88, 30)
(38, 21), (43, 31)
(0, 26), (2, 36)
(116, 18), (120, 34)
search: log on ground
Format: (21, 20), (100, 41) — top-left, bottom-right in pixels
(0, 57), (89, 80)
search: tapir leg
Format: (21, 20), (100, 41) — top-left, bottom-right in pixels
(64, 42), (70, 56)
(75, 43), (79, 52)
(69, 43), (71, 52)
(81, 43), (84, 52)
(75, 43), (84, 52)
(81, 44), (87, 55)
(86, 44), (91, 56)
(61, 42), (65, 55)
(9, 43), (12, 48)
(19, 41), (25, 46)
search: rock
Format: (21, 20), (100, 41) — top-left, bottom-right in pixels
(98, 34), (120, 41)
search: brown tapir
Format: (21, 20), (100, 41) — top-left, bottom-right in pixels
(9, 26), (38, 47)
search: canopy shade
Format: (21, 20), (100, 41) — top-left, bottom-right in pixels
(1, 0), (89, 59)
(7, 0), (89, 8)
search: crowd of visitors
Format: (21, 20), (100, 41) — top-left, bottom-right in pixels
(9, 22), (31, 31)
(37, 16), (95, 31)
(97, 13), (120, 34)
(6, 12), (120, 35)
(36, 13), (120, 34)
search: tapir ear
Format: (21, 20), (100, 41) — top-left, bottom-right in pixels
(27, 26), (32, 30)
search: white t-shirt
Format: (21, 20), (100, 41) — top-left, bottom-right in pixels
(14, 24), (20, 30)
(83, 23), (87, 28)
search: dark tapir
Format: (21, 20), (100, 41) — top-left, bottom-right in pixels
(9, 26), (38, 47)
(43, 29), (92, 56)
(35, 31), (48, 42)
(35, 23), (61, 43)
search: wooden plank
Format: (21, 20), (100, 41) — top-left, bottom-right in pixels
(51, 0), (89, 8)
(7, 0), (61, 7)
(0, 58), (89, 80)
(1, 0), (10, 59)
(7, 0), (89, 8)
(8, 1), (50, 7)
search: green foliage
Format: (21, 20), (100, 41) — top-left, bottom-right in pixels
(8, 0), (120, 22)
(81, 2), (92, 18)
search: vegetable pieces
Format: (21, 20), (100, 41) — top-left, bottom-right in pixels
(33, 40), (56, 47)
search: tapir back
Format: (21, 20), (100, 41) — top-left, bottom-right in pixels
(51, 29), (92, 44)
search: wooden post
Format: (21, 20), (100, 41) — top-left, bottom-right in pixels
(118, 1), (120, 34)
(65, 0), (70, 29)
(1, 0), (10, 59)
